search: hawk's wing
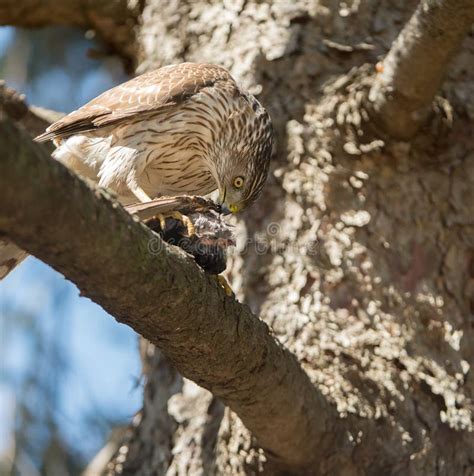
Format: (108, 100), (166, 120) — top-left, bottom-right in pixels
(34, 63), (232, 142)
(125, 195), (219, 222)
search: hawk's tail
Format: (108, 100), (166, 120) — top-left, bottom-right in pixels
(0, 239), (28, 280)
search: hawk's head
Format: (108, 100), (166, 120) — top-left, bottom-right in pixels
(215, 94), (273, 214)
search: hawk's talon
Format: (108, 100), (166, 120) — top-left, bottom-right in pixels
(171, 211), (195, 237)
(215, 275), (233, 296)
(152, 211), (195, 237)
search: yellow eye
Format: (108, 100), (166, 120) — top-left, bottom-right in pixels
(233, 176), (244, 189)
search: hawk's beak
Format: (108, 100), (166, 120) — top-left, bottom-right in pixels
(221, 203), (241, 215)
(218, 187), (240, 215)
(220, 204), (232, 215)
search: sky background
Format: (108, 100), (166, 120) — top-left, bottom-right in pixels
(0, 26), (143, 474)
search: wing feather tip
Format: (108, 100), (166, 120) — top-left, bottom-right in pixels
(34, 131), (54, 143)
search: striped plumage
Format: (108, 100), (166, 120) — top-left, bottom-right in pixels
(36, 62), (274, 210)
(0, 63), (273, 281)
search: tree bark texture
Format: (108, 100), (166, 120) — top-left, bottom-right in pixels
(0, 82), (59, 278)
(111, 1), (474, 474)
(2, 0), (474, 474)
(0, 109), (342, 472)
(369, 0), (474, 139)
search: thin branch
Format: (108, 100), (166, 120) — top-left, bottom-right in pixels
(0, 112), (341, 471)
(0, 82), (62, 141)
(0, 0), (142, 64)
(368, 0), (474, 140)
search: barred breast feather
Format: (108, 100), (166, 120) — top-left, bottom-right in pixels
(1, 63), (273, 281)
(35, 63), (249, 204)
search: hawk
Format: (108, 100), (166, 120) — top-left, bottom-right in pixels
(0, 63), (273, 280)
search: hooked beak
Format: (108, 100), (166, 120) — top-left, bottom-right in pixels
(218, 187), (237, 215)
(220, 203), (232, 215)
(220, 203), (241, 215)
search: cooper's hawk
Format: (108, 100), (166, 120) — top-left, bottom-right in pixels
(0, 62), (273, 280)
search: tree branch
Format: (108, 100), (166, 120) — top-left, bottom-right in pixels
(0, 113), (341, 471)
(0, 0), (142, 64)
(368, 0), (474, 139)
(0, 81), (62, 141)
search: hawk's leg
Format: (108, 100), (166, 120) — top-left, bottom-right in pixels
(154, 211), (196, 237)
(129, 185), (195, 236)
(130, 185), (153, 204)
(214, 275), (233, 296)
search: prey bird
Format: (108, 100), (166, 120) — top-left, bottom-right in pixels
(126, 196), (235, 276)
(0, 63), (273, 280)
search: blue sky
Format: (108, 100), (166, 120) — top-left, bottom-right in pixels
(0, 26), (142, 468)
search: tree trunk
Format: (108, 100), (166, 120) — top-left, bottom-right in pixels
(115, 1), (474, 474)
(2, 0), (474, 474)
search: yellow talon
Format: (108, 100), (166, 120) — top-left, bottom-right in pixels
(216, 275), (233, 296)
(170, 211), (195, 237)
(157, 214), (167, 231)
(152, 211), (195, 237)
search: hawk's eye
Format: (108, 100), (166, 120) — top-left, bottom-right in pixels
(233, 176), (244, 189)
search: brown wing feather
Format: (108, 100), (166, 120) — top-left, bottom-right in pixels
(34, 63), (232, 142)
(125, 195), (219, 221)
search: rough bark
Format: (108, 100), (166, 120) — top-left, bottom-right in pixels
(2, 0), (474, 474)
(110, 0), (473, 474)
(0, 82), (59, 278)
(0, 0), (143, 65)
(0, 111), (340, 472)
(368, 0), (474, 139)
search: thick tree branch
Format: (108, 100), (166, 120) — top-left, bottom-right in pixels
(0, 113), (342, 471)
(368, 0), (474, 139)
(0, 0), (142, 64)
